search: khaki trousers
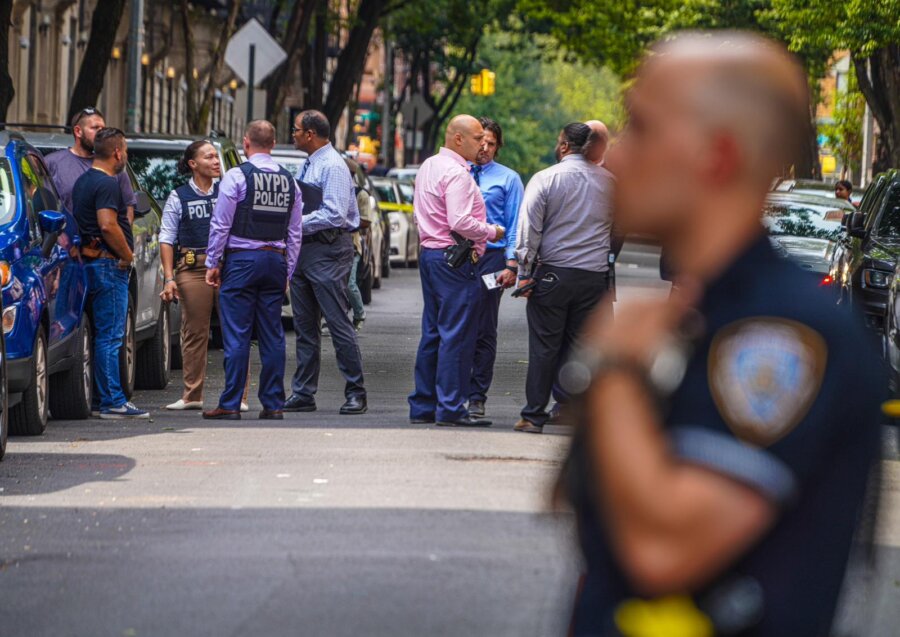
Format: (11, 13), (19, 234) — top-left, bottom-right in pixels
(176, 255), (249, 403)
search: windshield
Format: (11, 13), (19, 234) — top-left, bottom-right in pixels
(375, 184), (396, 203)
(397, 182), (414, 204)
(273, 157), (306, 180)
(762, 199), (844, 241)
(0, 159), (14, 226)
(128, 148), (188, 203)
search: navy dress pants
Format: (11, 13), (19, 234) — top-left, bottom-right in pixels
(470, 248), (507, 404)
(217, 249), (287, 412)
(409, 248), (480, 422)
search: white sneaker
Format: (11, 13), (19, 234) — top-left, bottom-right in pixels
(166, 399), (203, 410)
(240, 402), (249, 412)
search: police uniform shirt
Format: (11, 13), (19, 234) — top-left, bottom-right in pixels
(571, 234), (884, 636)
(159, 178), (218, 249)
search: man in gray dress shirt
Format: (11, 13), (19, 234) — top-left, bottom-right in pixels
(513, 123), (615, 434)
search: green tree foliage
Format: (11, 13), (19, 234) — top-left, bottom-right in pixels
(767, 0), (900, 171)
(822, 67), (865, 179)
(449, 32), (624, 180)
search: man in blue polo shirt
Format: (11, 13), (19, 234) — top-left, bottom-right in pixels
(468, 117), (524, 418)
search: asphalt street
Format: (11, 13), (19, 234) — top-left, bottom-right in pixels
(0, 243), (898, 636)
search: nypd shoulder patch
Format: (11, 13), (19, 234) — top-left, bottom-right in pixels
(708, 317), (827, 447)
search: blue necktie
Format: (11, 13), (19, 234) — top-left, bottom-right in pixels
(299, 159), (311, 182)
(471, 165), (482, 186)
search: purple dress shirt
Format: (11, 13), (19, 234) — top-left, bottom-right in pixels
(206, 153), (304, 276)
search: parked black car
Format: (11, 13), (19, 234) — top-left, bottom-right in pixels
(830, 170), (900, 332)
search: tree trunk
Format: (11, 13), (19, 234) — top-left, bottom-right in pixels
(853, 46), (900, 175)
(322, 0), (388, 131)
(0, 0), (14, 121)
(182, 0), (241, 135)
(67, 0), (128, 124)
(265, 0), (317, 121)
(304, 0), (328, 111)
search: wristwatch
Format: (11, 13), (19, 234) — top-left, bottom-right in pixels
(164, 277), (176, 285)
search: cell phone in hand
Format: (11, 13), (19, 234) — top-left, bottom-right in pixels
(512, 279), (538, 298)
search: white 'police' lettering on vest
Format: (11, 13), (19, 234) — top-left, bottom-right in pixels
(186, 199), (214, 220)
(252, 172), (292, 212)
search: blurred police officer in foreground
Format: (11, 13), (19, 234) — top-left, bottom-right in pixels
(559, 32), (883, 636)
(203, 120), (303, 420)
(468, 117), (524, 418)
(514, 123), (615, 434)
(409, 114), (505, 427)
(286, 110), (368, 415)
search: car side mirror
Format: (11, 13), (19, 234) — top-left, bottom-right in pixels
(848, 211), (867, 239)
(134, 191), (153, 217)
(38, 209), (66, 235)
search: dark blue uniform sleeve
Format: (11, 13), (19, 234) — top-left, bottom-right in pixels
(669, 316), (884, 507)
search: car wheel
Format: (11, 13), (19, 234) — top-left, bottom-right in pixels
(49, 315), (93, 420)
(119, 300), (136, 399)
(136, 303), (170, 390)
(361, 253), (374, 305)
(0, 326), (8, 460)
(170, 329), (183, 371)
(10, 326), (49, 436)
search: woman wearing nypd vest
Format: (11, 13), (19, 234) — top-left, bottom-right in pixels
(159, 141), (247, 412)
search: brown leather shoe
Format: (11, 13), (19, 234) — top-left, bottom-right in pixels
(202, 407), (241, 420)
(259, 409), (284, 420)
(514, 419), (543, 434)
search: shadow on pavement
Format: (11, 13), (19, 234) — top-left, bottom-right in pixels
(0, 452), (136, 496)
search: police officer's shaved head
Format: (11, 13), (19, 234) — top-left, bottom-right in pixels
(244, 120), (277, 150)
(608, 31), (810, 245)
(445, 114), (484, 163)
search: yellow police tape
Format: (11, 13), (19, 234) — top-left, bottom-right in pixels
(614, 595), (714, 637)
(882, 400), (900, 419)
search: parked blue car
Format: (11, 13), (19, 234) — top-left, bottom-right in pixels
(0, 132), (93, 435)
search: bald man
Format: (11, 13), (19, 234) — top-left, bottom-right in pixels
(204, 120), (304, 420)
(408, 115), (506, 427)
(557, 32), (883, 635)
(584, 119), (610, 165)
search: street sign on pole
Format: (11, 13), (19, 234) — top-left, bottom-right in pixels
(225, 18), (287, 122)
(399, 93), (434, 125)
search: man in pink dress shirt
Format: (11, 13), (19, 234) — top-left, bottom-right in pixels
(408, 115), (506, 427)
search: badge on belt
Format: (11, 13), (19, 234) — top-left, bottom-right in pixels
(184, 250), (197, 267)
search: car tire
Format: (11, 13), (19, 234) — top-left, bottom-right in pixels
(10, 326), (49, 436)
(381, 220), (391, 279)
(0, 326), (8, 460)
(136, 303), (170, 390)
(361, 255), (374, 305)
(49, 315), (93, 420)
(119, 299), (136, 399)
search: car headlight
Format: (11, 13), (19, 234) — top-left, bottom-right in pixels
(2, 304), (16, 334)
(863, 269), (892, 289)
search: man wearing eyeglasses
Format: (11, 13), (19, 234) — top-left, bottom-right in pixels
(284, 110), (367, 416)
(46, 107), (137, 222)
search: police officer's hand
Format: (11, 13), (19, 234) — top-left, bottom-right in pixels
(206, 267), (221, 288)
(582, 281), (701, 369)
(160, 280), (178, 303)
(496, 268), (517, 288)
(492, 225), (506, 241)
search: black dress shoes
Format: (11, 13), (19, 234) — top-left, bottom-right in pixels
(410, 416), (435, 424)
(468, 400), (486, 417)
(436, 415), (492, 427)
(340, 396), (368, 415)
(284, 395), (317, 412)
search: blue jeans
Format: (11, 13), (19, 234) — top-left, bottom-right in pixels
(85, 259), (129, 409)
(408, 248), (479, 422)
(348, 253), (365, 321)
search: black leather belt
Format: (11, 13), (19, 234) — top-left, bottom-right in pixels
(225, 247), (286, 256)
(302, 228), (345, 245)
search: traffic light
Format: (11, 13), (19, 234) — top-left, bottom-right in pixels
(481, 69), (495, 96)
(471, 73), (483, 96)
(471, 69), (495, 97)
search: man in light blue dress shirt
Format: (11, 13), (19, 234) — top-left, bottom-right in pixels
(285, 110), (368, 415)
(468, 117), (525, 417)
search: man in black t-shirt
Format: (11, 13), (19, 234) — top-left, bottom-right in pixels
(72, 128), (148, 420)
